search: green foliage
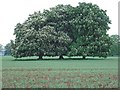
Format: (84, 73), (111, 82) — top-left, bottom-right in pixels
(12, 17), (71, 58)
(4, 42), (12, 55)
(68, 2), (111, 58)
(109, 35), (120, 56)
(12, 2), (111, 58)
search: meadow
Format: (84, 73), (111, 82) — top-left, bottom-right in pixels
(2, 56), (118, 88)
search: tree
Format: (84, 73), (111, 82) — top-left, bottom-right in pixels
(11, 11), (71, 59)
(68, 2), (111, 59)
(43, 3), (112, 59)
(43, 4), (75, 40)
(11, 12), (48, 59)
(109, 35), (120, 56)
(11, 2), (111, 59)
(4, 43), (12, 55)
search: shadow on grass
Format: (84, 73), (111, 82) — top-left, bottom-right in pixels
(13, 57), (105, 61)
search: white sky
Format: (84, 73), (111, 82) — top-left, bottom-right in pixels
(0, 0), (118, 46)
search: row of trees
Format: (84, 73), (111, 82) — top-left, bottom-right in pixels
(8, 2), (112, 59)
(4, 35), (119, 57)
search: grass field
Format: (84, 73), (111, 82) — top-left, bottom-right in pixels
(2, 56), (118, 88)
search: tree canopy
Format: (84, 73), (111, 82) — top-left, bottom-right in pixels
(11, 12), (71, 59)
(4, 43), (12, 55)
(11, 2), (112, 59)
(109, 35), (120, 56)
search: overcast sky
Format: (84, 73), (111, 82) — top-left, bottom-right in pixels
(0, 0), (118, 46)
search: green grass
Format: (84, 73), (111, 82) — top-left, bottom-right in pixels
(2, 56), (118, 88)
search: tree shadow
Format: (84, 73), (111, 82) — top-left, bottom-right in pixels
(65, 57), (105, 60)
(12, 57), (105, 61)
(13, 58), (39, 61)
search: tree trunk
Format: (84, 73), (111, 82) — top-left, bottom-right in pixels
(38, 55), (43, 60)
(82, 56), (86, 59)
(59, 55), (64, 59)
